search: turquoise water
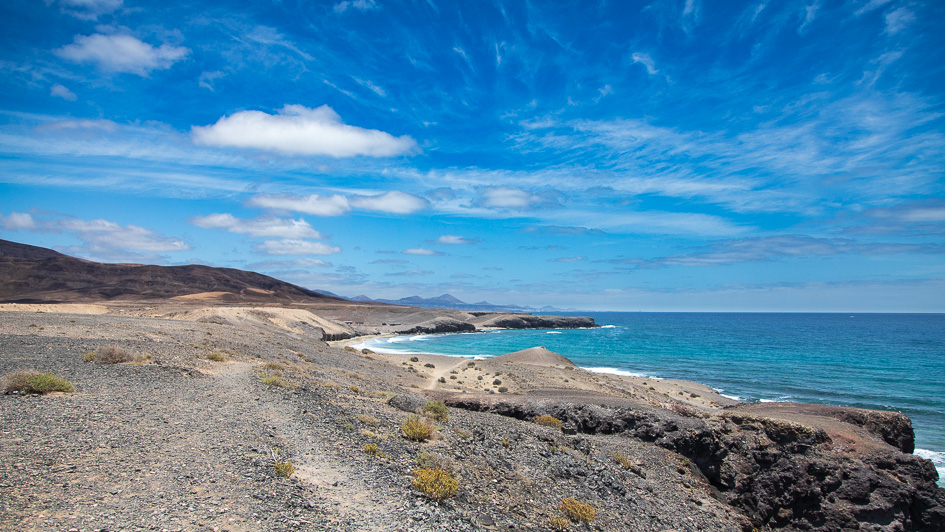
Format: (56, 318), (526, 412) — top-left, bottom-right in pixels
(356, 312), (945, 485)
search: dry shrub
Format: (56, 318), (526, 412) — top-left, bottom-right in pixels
(559, 498), (595, 523)
(206, 352), (226, 362)
(422, 400), (449, 422)
(364, 443), (379, 457)
(91, 345), (133, 364)
(548, 517), (571, 530)
(273, 461), (295, 478)
(261, 362), (286, 371)
(415, 452), (455, 474)
(402, 415), (434, 441)
(356, 414), (379, 426)
(411, 467), (458, 502)
(261, 375), (296, 389)
(534, 415), (563, 429)
(4, 371), (74, 394)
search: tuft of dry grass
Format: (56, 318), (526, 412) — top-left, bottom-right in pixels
(411, 467), (458, 502)
(356, 414), (379, 426)
(548, 517), (571, 530)
(261, 375), (296, 389)
(206, 352), (226, 362)
(3, 371), (75, 394)
(88, 345), (134, 364)
(610, 450), (633, 470)
(559, 498), (595, 523)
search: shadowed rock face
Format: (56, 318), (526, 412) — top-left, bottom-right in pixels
(443, 394), (945, 531)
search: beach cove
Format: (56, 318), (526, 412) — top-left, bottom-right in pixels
(354, 312), (945, 487)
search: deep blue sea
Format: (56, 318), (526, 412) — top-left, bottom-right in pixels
(356, 312), (945, 485)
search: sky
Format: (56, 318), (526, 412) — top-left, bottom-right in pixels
(1, 0), (944, 312)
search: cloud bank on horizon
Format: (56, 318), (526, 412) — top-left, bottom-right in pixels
(1, 0), (943, 311)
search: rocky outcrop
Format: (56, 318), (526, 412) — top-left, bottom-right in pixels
(442, 394), (945, 531)
(471, 313), (597, 329)
(396, 318), (477, 335)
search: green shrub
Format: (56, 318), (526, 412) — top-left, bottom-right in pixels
(559, 498), (595, 522)
(3, 371), (74, 394)
(534, 415), (563, 429)
(402, 415), (434, 441)
(423, 400), (449, 422)
(364, 443), (379, 457)
(411, 467), (458, 502)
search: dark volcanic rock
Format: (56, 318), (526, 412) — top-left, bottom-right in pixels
(442, 394), (945, 532)
(474, 313), (597, 330)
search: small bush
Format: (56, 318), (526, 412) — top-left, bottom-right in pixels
(423, 400), (449, 422)
(4, 371), (74, 394)
(411, 467), (458, 502)
(415, 452), (455, 473)
(83, 352), (96, 362)
(206, 352), (226, 362)
(559, 498), (595, 523)
(262, 362), (286, 371)
(534, 415), (563, 429)
(273, 461), (295, 478)
(548, 517), (571, 531)
(364, 443), (379, 457)
(91, 345), (133, 364)
(402, 415), (434, 441)
(261, 375), (296, 389)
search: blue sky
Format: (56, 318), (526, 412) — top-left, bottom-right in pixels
(1, 0), (944, 311)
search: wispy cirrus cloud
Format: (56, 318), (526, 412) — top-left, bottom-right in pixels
(402, 248), (442, 256)
(55, 0), (123, 20)
(254, 239), (340, 255)
(350, 191), (428, 214)
(191, 104), (418, 158)
(612, 235), (944, 269)
(55, 33), (189, 76)
(436, 235), (476, 245)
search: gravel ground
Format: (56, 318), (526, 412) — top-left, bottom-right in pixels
(1, 309), (750, 531)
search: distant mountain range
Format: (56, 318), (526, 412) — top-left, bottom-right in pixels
(349, 293), (577, 313)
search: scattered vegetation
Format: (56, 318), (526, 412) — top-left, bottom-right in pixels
(206, 352), (227, 362)
(402, 414), (435, 441)
(87, 345), (133, 364)
(423, 400), (449, 422)
(559, 498), (595, 523)
(261, 362), (286, 371)
(534, 415), (563, 429)
(3, 371), (75, 394)
(411, 467), (459, 502)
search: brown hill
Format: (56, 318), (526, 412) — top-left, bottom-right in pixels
(0, 239), (345, 304)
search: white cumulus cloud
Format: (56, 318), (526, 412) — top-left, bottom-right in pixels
(479, 187), (536, 209)
(191, 213), (322, 239)
(191, 104), (418, 158)
(247, 194), (351, 216)
(350, 191), (428, 214)
(55, 33), (189, 76)
(0, 212), (38, 230)
(255, 239), (341, 255)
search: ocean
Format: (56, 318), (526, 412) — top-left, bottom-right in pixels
(355, 312), (945, 486)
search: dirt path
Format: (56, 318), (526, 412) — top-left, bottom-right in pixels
(422, 358), (469, 391)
